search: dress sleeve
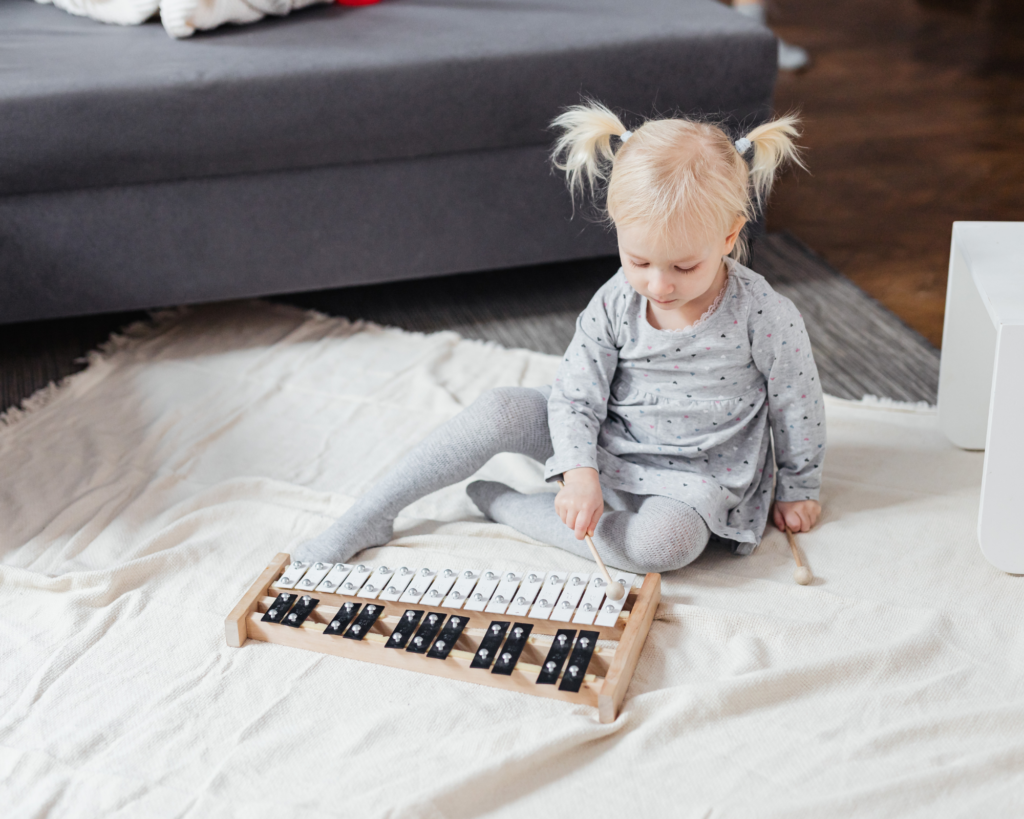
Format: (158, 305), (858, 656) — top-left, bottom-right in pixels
(544, 285), (621, 481)
(750, 293), (826, 502)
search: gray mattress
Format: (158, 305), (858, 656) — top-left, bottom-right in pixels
(0, 0), (777, 323)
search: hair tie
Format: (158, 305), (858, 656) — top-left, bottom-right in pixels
(734, 137), (752, 156)
(620, 130), (633, 143)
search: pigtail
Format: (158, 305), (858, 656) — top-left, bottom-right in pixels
(550, 101), (629, 204)
(743, 114), (806, 207)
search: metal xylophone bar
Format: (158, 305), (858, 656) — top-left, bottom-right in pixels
(226, 553), (661, 722)
(273, 559), (638, 630)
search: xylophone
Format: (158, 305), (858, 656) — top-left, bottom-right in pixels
(226, 554), (661, 722)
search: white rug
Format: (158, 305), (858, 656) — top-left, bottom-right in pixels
(1, 301), (1020, 818)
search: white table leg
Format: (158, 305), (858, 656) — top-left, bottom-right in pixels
(938, 235), (998, 450)
(979, 325), (1024, 574)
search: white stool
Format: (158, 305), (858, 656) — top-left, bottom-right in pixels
(938, 222), (1024, 573)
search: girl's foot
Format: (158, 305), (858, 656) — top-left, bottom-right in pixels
(466, 480), (581, 550)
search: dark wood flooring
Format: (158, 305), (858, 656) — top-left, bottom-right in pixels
(768, 0), (1024, 347)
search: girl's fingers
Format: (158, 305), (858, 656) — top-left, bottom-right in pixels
(561, 498), (604, 539)
(574, 512), (589, 540)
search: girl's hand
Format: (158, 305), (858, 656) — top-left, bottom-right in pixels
(773, 499), (821, 533)
(556, 468), (604, 539)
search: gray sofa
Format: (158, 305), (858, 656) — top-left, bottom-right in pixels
(0, 0), (776, 324)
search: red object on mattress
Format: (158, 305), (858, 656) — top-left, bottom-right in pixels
(337, 0), (381, 5)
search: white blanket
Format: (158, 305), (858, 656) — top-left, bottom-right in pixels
(1, 301), (1021, 818)
(35, 0), (331, 38)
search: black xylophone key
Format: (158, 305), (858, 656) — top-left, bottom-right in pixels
(492, 623), (533, 676)
(426, 614), (469, 660)
(558, 630), (599, 692)
(343, 602), (384, 640)
(536, 629), (577, 685)
(386, 610), (424, 649)
(282, 594), (319, 628)
(262, 592), (297, 623)
(406, 611), (446, 654)
(323, 601), (361, 636)
(471, 621), (509, 669)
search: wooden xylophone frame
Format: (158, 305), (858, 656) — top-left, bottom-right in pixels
(226, 553), (661, 723)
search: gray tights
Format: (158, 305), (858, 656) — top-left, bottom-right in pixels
(294, 387), (710, 574)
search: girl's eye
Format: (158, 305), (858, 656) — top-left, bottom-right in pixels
(632, 261), (649, 268)
(675, 266), (698, 274)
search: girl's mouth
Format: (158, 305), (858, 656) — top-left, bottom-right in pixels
(651, 297), (676, 305)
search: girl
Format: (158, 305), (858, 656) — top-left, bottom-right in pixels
(295, 103), (825, 573)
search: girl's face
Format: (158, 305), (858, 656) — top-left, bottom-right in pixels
(617, 217), (745, 313)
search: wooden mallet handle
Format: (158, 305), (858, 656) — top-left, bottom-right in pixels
(786, 528), (813, 585)
(557, 480), (625, 600)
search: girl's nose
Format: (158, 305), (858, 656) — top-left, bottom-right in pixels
(648, 271), (674, 297)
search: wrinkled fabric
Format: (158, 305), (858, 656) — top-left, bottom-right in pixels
(1, 301), (1020, 819)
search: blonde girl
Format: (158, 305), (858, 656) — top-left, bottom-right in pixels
(296, 103), (824, 572)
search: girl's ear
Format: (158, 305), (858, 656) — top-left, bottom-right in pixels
(723, 217), (747, 255)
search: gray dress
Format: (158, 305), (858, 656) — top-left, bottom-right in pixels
(543, 258), (826, 554)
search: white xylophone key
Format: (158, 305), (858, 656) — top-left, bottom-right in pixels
(421, 568), (459, 605)
(339, 564), (374, 596)
(594, 571), (638, 626)
(463, 569), (503, 611)
(505, 570), (547, 617)
(528, 572), (569, 620)
(316, 563), (353, 594)
(399, 568), (438, 604)
(442, 568), (482, 609)
(550, 572), (593, 622)
(572, 575), (612, 625)
(357, 565), (396, 599)
(485, 570), (524, 614)
(378, 566), (416, 602)
(274, 560), (312, 590)
(294, 562), (333, 593)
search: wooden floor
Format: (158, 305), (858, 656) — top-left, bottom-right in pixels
(768, 0), (1024, 347)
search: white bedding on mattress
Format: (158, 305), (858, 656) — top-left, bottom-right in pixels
(1, 301), (1021, 818)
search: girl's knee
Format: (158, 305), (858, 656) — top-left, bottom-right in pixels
(474, 386), (528, 408)
(473, 386), (547, 417)
(628, 506), (709, 572)
(627, 544), (703, 574)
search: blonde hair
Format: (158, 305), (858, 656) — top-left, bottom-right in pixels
(550, 101), (806, 263)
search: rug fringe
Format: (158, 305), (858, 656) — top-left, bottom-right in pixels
(859, 394), (936, 412)
(0, 308), (189, 431)
(824, 393), (937, 413)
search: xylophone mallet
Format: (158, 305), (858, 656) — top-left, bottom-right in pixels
(786, 528), (813, 585)
(556, 481), (625, 601)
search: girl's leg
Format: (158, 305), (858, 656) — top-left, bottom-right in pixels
(466, 482), (710, 574)
(294, 387), (554, 564)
